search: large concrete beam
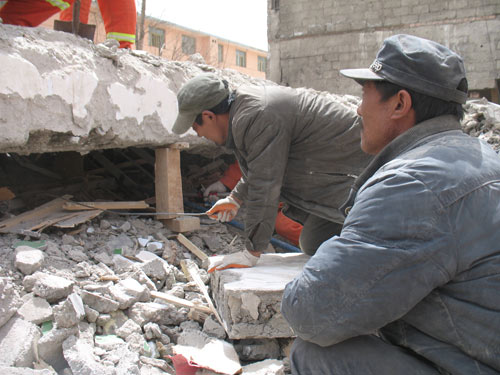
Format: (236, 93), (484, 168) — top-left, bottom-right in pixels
(210, 253), (309, 339)
(0, 24), (270, 156)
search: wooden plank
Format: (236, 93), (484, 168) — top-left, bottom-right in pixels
(167, 217), (200, 233)
(155, 147), (184, 220)
(181, 259), (226, 330)
(177, 233), (208, 261)
(63, 201), (150, 211)
(0, 195), (71, 233)
(151, 290), (212, 314)
(53, 210), (102, 228)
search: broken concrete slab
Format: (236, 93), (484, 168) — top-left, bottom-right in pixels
(128, 301), (187, 327)
(210, 253), (309, 339)
(63, 335), (114, 375)
(109, 277), (151, 309)
(0, 24), (269, 157)
(38, 326), (79, 372)
(18, 295), (53, 324)
(0, 277), (22, 328)
(0, 316), (41, 367)
(80, 290), (120, 313)
(23, 272), (74, 303)
(53, 293), (85, 328)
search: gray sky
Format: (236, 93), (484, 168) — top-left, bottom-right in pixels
(141, 0), (268, 51)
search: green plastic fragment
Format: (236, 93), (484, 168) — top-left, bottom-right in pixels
(14, 240), (46, 249)
(113, 248), (122, 254)
(41, 321), (53, 335)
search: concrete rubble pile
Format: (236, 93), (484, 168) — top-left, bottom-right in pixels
(0, 214), (289, 374)
(1, 20), (500, 375)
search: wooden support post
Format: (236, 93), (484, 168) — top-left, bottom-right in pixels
(155, 143), (200, 232)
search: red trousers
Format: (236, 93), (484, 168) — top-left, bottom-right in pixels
(60, 0), (136, 49)
(0, 0), (74, 27)
(0, 0), (136, 49)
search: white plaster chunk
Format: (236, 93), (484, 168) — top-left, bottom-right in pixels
(15, 246), (45, 275)
(107, 77), (178, 127)
(0, 52), (44, 98)
(241, 293), (261, 320)
(116, 319), (142, 339)
(44, 69), (98, 120)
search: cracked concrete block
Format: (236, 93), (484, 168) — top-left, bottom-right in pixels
(15, 246), (45, 275)
(128, 302), (187, 327)
(38, 326), (79, 372)
(144, 322), (162, 340)
(23, 272), (74, 303)
(0, 366), (57, 375)
(81, 290), (120, 313)
(18, 295), (53, 324)
(63, 335), (114, 375)
(210, 253), (309, 339)
(0, 316), (41, 367)
(53, 293), (85, 328)
(116, 319), (142, 339)
(125, 333), (150, 357)
(242, 359), (285, 375)
(115, 346), (140, 375)
(0, 277), (22, 328)
(203, 315), (227, 339)
(109, 278), (151, 309)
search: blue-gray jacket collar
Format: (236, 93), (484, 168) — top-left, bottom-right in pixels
(340, 115), (462, 217)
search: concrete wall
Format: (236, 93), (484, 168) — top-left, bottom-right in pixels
(268, 0), (500, 101)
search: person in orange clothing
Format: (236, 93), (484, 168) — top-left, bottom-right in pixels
(0, 0), (73, 26)
(60, 0), (136, 49)
(204, 161), (303, 246)
(0, 0), (136, 49)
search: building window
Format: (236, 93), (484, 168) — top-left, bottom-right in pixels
(218, 45), (224, 63)
(236, 50), (246, 67)
(149, 27), (165, 48)
(182, 35), (196, 55)
(258, 56), (267, 72)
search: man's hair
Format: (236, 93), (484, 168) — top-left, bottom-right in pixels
(374, 79), (467, 123)
(194, 94), (232, 125)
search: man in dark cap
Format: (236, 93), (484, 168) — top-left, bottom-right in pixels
(281, 34), (500, 374)
(172, 75), (372, 272)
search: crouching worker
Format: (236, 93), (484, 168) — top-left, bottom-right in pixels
(281, 34), (500, 374)
(171, 75), (372, 272)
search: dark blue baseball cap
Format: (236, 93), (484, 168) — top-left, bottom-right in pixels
(340, 34), (468, 104)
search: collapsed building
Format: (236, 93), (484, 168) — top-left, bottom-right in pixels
(0, 22), (499, 375)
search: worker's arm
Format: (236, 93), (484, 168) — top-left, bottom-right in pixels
(281, 170), (455, 346)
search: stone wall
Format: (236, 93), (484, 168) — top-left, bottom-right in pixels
(268, 0), (500, 101)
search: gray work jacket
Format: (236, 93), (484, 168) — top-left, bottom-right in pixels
(224, 84), (372, 251)
(282, 115), (500, 374)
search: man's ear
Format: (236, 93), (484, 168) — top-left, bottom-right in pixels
(391, 90), (413, 120)
(201, 110), (215, 121)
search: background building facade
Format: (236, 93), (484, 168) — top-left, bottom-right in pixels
(40, 4), (267, 79)
(268, 0), (500, 102)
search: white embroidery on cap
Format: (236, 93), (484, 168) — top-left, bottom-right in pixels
(369, 60), (382, 72)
